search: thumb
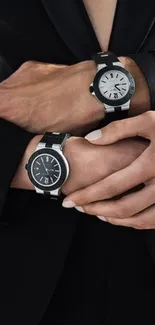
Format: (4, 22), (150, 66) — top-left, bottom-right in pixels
(85, 118), (135, 145)
(85, 114), (151, 146)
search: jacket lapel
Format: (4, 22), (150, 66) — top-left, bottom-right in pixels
(41, 0), (155, 59)
(41, 0), (100, 61)
(110, 0), (155, 55)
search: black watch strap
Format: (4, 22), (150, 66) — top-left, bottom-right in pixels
(41, 132), (70, 148)
(39, 132), (70, 200)
(92, 51), (120, 66)
(102, 107), (128, 126)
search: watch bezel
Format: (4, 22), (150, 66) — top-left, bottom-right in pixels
(26, 148), (68, 191)
(92, 66), (135, 106)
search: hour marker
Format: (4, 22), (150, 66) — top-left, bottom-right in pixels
(102, 81), (106, 83)
(40, 177), (43, 181)
(54, 170), (59, 172)
(54, 174), (58, 179)
(36, 173), (40, 176)
(122, 88), (126, 91)
(54, 164), (58, 167)
(51, 158), (54, 163)
(116, 74), (119, 78)
(50, 177), (54, 183)
(109, 93), (112, 98)
(36, 161), (41, 165)
(122, 83), (127, 85)
(104, 91), (108, 94)
(119, 92), (123, 96)
(45, 178), (49, 184)
(120, 78), (124, 81)
(105, 75), (109, 79)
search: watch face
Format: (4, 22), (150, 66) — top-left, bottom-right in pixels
(32, 153), (61, 187)
(92, 66), (135, 106)
(98, 70), (129, 100)
(27, 148), (68, 191)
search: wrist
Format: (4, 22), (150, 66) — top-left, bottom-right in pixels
(11, 135), (43, 190)
(119, 56), (151, 116)
(86, 60), (106, 119)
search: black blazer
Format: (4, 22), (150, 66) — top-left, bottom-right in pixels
(1, 1), (155, 324)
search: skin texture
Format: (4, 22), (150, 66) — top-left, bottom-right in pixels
(0, 60), (104, 136)
(0, 56), (149, 224)
(64, 111), (155, 230)
(12, 133), (148, 197)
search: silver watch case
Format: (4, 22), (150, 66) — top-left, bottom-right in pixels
(26, 142), (69, 197)
(90, 65), (135, 110)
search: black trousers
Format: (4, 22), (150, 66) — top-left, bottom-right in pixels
(40, 215), (155, 325)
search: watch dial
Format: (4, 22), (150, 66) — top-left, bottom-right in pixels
(32, 154), (61, 187)
(99, 70), (129, 100)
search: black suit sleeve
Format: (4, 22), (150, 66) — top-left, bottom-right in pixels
(0, 56), (34, 215)
(128, 51), (155, 109)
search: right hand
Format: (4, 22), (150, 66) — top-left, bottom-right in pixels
(0, 60), (104, 135)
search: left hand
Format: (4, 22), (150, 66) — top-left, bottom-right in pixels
(64, 111), (155, 230)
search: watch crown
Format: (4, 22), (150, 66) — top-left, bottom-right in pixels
(89, 85), (94, 93)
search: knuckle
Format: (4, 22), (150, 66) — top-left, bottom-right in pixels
(145, 111), (155, 124)
(20, 61), (35, 69)
(114, 201), (128, 218)
(107, 218), (119, 226)
(109, 120), (124, 140)
(105, 183), (118, 198)
(134, 221), (146, 230)
(83, 206), (94, 216)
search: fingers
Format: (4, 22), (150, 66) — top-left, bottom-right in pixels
(78, 182), (155, 219)
(63, 148), (152, 207)
(85, 111), (155, 145)
(105, 205), (155, 230)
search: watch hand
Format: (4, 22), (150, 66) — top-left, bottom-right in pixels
(115, 85), (120, 91)
(41, 157), (49, 175)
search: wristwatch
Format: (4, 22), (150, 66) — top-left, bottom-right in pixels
(90, 51), (135, 121)
(25, 132), (70, 199)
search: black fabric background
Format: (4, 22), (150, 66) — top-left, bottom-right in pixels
(0, 1), (155, 324)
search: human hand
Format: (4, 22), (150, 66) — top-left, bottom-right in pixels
(63, 111), (155, 230)
(12, 133), (147, 196)
(0, 60), (104, 135)
(119, 57), (150, 116)
(62, 135), (147, 202)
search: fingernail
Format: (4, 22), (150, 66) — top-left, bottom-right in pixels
(75, 206), (85, 213)
(97, 216), (107, 222)
(62, 200), (76, 208)
(85, 129), (102, 141)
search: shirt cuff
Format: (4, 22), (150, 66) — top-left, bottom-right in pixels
(128, 52), (155, 110)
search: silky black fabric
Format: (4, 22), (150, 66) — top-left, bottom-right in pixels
(0, 1), (155, 324)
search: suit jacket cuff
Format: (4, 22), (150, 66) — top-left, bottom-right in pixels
(128, 52), (155, 109)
